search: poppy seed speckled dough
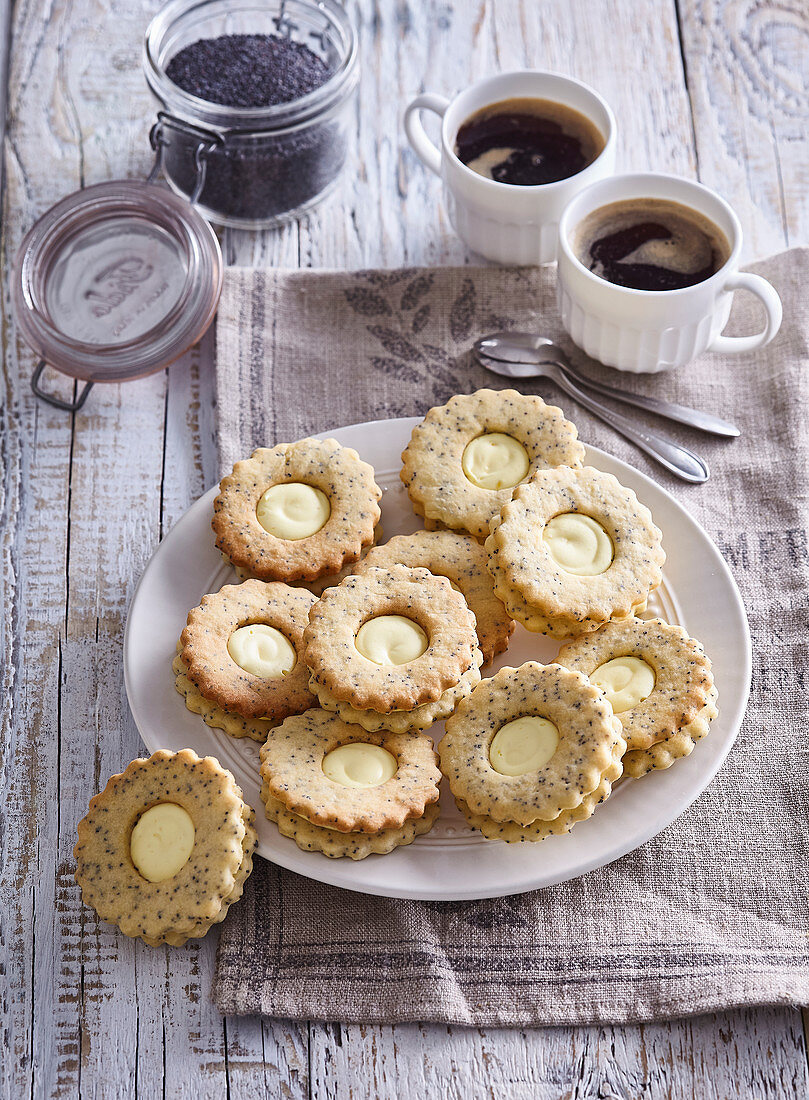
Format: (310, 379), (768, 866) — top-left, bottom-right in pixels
(556, 617), (718, 763)
(73, 749), (257, 947)
(213, 438), (381, 583)
(351, 530), (514, 665)
(304, 565), (482, 717)
(180, 579), (317, 723)
(400, 389), (586, 539)
(261, 783), (441, 860)
(259, 709), (441, 836)
(439, 662), (626, 829)
(485, 465), (665, 637)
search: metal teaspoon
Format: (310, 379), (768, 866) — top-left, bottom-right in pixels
(473, 344), (710, 483)
(476, 332), (740, 438)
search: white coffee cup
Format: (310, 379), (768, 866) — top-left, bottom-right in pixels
(404, 70), (616, 264)
(557, 172), (783, 373)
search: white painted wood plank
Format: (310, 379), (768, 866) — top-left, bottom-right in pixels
(309, 1011), (809, 1100)
(678, 0), (809, 258)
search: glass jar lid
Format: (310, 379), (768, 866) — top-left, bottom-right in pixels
(12, 179), (222, 403)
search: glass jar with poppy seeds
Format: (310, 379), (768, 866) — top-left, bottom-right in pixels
(143, 0), (359, 229)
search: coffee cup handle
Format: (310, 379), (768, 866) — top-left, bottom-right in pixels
(709, 273), (783, 354)
(404, 94), (451, 176)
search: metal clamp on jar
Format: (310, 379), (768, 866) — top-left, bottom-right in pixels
(12, 0), (358, 410)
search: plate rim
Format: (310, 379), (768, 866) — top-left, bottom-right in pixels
(124, 415), (751, 901)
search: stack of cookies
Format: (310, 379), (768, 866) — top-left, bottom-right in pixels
(74, 385), (721, 948)
(74, 749), (257, 945)
(258, 710), (442, 858)
(440, 663), (626, 842)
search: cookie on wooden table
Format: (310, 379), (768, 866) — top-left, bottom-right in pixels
(556, 616), (718, 777)
(440, 662), (626, 843)
(74, 749), (257, 946)
(351, 530), (514, 665)
(400, 389), (585, 539)
(259, 709), (441, 859)
(485, 466), (665, 638)
(175, 579), (316, 741)
(304, 564), (483, 732)
(213, 438), (382, 583)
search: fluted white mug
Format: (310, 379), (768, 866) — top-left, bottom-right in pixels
(557, 172), (783, 373)
(404, 70), (617, 264)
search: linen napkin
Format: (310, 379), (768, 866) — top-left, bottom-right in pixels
(213, 251), (809, 1025)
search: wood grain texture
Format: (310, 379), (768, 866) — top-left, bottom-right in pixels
(1, 0), (807, 1097)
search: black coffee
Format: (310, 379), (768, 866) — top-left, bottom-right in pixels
(454, 97), (605, 186)
(573, 198), (731, 291)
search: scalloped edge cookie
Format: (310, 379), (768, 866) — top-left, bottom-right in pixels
(303, 565), (479, 713)
(401, 389), (585, 539)
(556, 617), (715, 752)
(259, 708), (442, 834)
(74, 749), (257, 947)
(213, 438), (382, 582)
(351, 530), (514, 665)
(440, 662), (626, 826)
(485, 466), (665, 637)
(180, 580), (317, 721)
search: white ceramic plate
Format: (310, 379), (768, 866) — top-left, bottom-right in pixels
(124, 417), (750, 901)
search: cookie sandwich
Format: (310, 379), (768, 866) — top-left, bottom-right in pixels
(351, 529), (514, 665)
(259, 709), (441, 858)
(74, 749), (257, 946)
(557, 616), (718, 777)
(175, 579), (317, 741)
(213, 437), (382, 583)
(304, 564), (483, 732)
(486, 465), (665, 637)
(401, 389), (585, 539)
(440, 662), (626, 842)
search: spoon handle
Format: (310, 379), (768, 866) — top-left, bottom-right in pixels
(549, 371), (710, 483)
(552, 361), (739, 438)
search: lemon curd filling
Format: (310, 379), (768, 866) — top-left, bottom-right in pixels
(543, 512), (614, 575)
(489, 715), (560, 776)
(591, 655), (656, 713)
(461, 433), (530, 490)
(227, 624), (296, 678)
(130, 803), (195, 883)
(256, 482), (330, 539)
(355, 615), (428, 666)
(322, 743), (398, 788)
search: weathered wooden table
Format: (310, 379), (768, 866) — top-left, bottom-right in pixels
(2, 0), (807, 1095)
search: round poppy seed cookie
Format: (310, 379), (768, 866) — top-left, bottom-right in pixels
(213, 438), (382, 583)
(259, 709), (441, 834)
(556, 617), (716, 753)
(261, 784), (440, 859)
(485, 466), (665, 637)
(439, 662), (626, 826)
(351, 530), (514, 665)
(73, 749), (257, 947)
(180, 580), (317, 723)
(400, 389), (585, 539)
(304, 565), (480, 713)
